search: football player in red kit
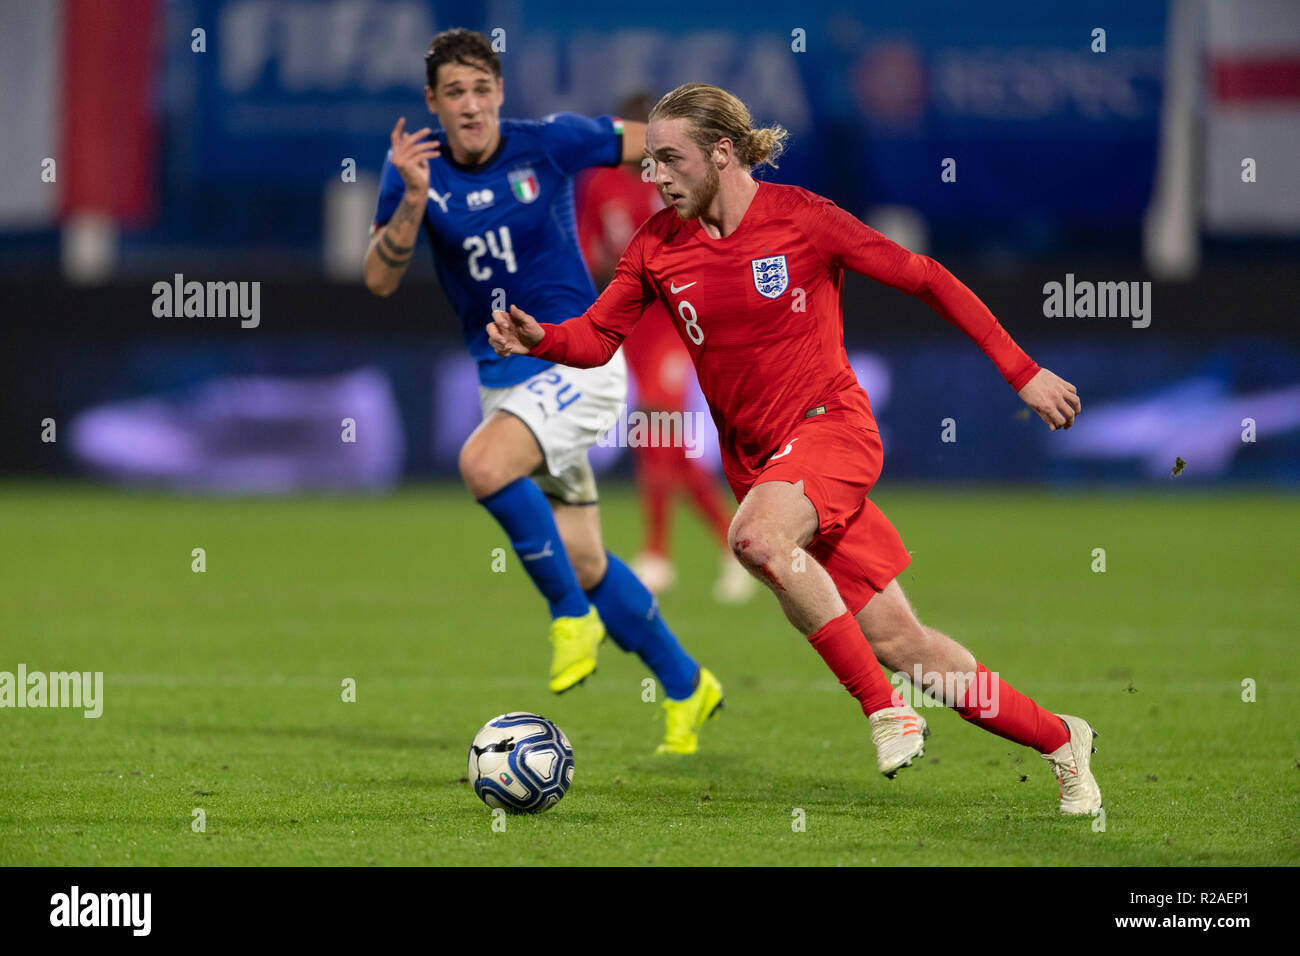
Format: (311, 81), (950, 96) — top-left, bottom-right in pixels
(577, 93), (755, 602)
(490, 83), (1101, 814)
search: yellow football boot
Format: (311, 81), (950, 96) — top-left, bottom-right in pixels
(548, 606), (606, 693)
(656, 667), (724, 755)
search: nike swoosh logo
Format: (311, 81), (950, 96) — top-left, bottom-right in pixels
(768, 438), (798, 461)
(669, 281), (696, 293)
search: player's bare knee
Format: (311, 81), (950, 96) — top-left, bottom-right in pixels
(727, 522), (760, 567)
(725, 515), (745, 557)
(457, 445), (486, 496)
(458, 440), (504, 498)
(728, 522), (782, 574)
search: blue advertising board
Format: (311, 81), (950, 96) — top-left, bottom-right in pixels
(155, 0), (1166, 252)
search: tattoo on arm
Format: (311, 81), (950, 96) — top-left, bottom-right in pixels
(374, 224), (415, 270)
(381, 232), (414, 257)
(374, 242), (408, 269)
(393, 201), (420, 228)
(373, 196), (422, 272)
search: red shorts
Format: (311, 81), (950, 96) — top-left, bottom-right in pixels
(726, 407), (911, 615)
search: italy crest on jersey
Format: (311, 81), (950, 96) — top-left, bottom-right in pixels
(508, 165), (540, 204)
(751, 255), (788, 298)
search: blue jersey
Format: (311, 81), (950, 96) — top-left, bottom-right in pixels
(372, 113), (624, 387)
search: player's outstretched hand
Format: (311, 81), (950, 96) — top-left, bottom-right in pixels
(1017, 368), (1081, 431)
(488, 305), (544, 357)
(390, 117), (441, 196)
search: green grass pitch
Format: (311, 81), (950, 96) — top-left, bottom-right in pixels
(1, 482), (1296, 866)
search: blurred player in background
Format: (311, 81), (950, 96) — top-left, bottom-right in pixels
(364, 31), (722, 754)
(576, 92), (755, 603)
(490, 83), (1102, 813)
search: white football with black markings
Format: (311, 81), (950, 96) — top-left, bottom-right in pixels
(468, 712), (575, 813)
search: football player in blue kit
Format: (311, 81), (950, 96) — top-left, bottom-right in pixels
(364, 29), (721, 753)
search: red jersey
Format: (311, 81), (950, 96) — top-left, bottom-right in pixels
(532, 181), (1040, 484)
(576, 166), (664, 278)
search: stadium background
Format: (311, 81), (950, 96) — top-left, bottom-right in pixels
(2, 0), (1297, 488)
(2, 0), (1298, 872)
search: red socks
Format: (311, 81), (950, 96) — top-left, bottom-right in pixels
(678, 456), (732, 544)
(635, 445), (675, 555)
(954, 664), (1069, 754)
(636, 444), (733, 555)
(804, 615), (1070, 755)
(807, 612), (898, 715)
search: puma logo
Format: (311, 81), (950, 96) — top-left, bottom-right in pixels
(427, 188), (451, 214)
(522, 540), (555, 561)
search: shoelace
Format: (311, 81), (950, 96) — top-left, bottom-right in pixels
(1042, 751), (1079, 788)
(871, 712), (914, 745)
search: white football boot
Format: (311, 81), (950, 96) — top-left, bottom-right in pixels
(1042, 714), (1102, 814)
(712, 552), (758, 604)
(629, 552), (676, 595)
(869, 705), (929, 778)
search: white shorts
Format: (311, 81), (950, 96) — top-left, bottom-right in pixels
(479, 349), (627, 505)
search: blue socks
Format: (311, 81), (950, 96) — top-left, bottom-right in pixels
(586, 552), (699, 700)
(478, 478), (589, 619)
(477, 480), (700, 700)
